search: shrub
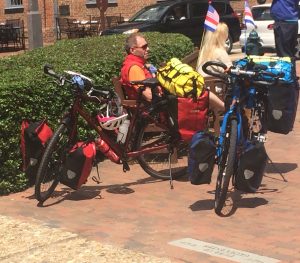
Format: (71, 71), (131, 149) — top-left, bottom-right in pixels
(0, 32), (194, 195)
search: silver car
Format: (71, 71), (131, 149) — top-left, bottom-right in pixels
(239, 3), (300, 58)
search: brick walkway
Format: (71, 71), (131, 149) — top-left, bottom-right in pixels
(0, 53), (299, 263)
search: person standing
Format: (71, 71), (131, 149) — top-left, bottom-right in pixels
(270, 0), (299, 57)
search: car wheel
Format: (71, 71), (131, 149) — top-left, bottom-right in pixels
(226, 35), (233, 54)
(295, 35), (300, 60)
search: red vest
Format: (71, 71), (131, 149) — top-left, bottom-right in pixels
(120, 54), (152, 99)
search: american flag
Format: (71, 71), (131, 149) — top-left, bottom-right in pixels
(244, 0), (256, 28)
(204, 4), (220, 32)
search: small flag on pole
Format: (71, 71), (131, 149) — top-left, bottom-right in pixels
(204, 4), (220, 32)
(244, 0), (256, 28)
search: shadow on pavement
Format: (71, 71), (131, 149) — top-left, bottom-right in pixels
(189, 188), (271, 217)
(265, 162), (298, 174)
(35, 176), (163, 207)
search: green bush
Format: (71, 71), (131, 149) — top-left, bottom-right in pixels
(0, 32), (194, 195)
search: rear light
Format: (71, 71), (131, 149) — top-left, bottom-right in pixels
(267, 23), (274, 30)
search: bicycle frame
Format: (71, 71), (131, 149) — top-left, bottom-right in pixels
(63, 91), (172, 164)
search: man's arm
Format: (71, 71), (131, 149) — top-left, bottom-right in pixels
(128, 65), (152, 101)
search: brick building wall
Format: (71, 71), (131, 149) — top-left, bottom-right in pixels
(0, 0), (272, 45)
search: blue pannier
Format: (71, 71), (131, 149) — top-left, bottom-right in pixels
(188, 131), (216, 185)
(234, 55), (299, 134)
(235, 141), (267, 193)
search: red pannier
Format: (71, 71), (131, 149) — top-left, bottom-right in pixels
(168, 90), (209, 141)
(20, 120), (53, 186)
(60, 141), (96, 190)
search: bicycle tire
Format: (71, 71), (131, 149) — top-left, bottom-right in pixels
(215, 118), (237, 215)
(136, 123), (188, 180)
(35, 123), (70, 203)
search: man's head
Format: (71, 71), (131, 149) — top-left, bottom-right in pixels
(125, 33), (149, 60)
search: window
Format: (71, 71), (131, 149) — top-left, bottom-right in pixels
(6, 0), (23, 8)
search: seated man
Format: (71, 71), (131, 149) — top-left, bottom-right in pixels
(120, 33), (224, 118)
(120, 33), (154, 102)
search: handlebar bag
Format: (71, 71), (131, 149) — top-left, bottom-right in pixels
(157, 58), (205, 98)
(234, 55), (296, 83)
(188, 131), (216, 185)
(167, 90), (209, 142)
(60, 141), (96, 190)
(20, 120), (53, 186)
(235, 141), (267, 193)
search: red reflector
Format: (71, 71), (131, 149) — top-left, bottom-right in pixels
(267, 23), (274, 30)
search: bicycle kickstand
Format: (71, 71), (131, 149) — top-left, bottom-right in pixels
(168, 147), (174, 189)
(267, 154), (288, 182)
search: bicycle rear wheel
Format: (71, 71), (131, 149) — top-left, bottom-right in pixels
(35, 123), (71, 203)
(215, 118), (237, 215)
(136, 122), (188, 180)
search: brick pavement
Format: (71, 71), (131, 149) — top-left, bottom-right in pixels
(0, 53), (299, 263)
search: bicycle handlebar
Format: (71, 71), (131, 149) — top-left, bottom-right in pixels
(44, 64), (72, 85)
(202, 61), (228, 80)
(202, 60), (284, 86)
(43, 64), (116, 101)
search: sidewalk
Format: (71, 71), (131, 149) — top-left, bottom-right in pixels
(0, 54), (299, 263)
(0, 215), (171, 263)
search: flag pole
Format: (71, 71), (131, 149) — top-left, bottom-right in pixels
(196, 0), (212, 71)
(244, 1), (247, 55)
(196, 28), (206, 71)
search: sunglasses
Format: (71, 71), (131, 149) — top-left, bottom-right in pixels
(134, 43), (148, 50)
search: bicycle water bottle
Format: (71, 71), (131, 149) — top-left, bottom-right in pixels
(117, 119), (130, 144)
(95, 137), (120, 164)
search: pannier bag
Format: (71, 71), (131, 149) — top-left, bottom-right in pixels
(235, 141), (267, 193)
(157, 58), (205, 98)
(168, 90), (209, 142)
(21, 120), (53, 186)
(188, 131), (216, 185)
(267, 81), (299, 134)
(60, 141), (96, 190)
(234, 55), (299, 134)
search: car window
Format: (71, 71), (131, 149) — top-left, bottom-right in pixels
(129, 5), (169, 22)
(190, 3), (208, 17)
(212, 2), (226, 15)
(252, 7), (272, 21)
(168, 4), (188, 21)
(190, 2), (226, 18)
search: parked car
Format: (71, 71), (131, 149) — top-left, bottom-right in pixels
(101, 0), (241, 53)
(239, 3), (300, 58)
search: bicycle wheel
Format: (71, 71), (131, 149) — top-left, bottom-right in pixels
(136, 122), (188, 180)
(215, 118), (237, 215)
(35, 123), (70, 202)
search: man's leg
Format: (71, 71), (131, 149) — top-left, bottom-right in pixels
(274, 21), (298, 57)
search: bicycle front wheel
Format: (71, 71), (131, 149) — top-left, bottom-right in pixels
(215, 118), (237, 215)
(35, 123), (70, 203)
(136, 123), (188, 180)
